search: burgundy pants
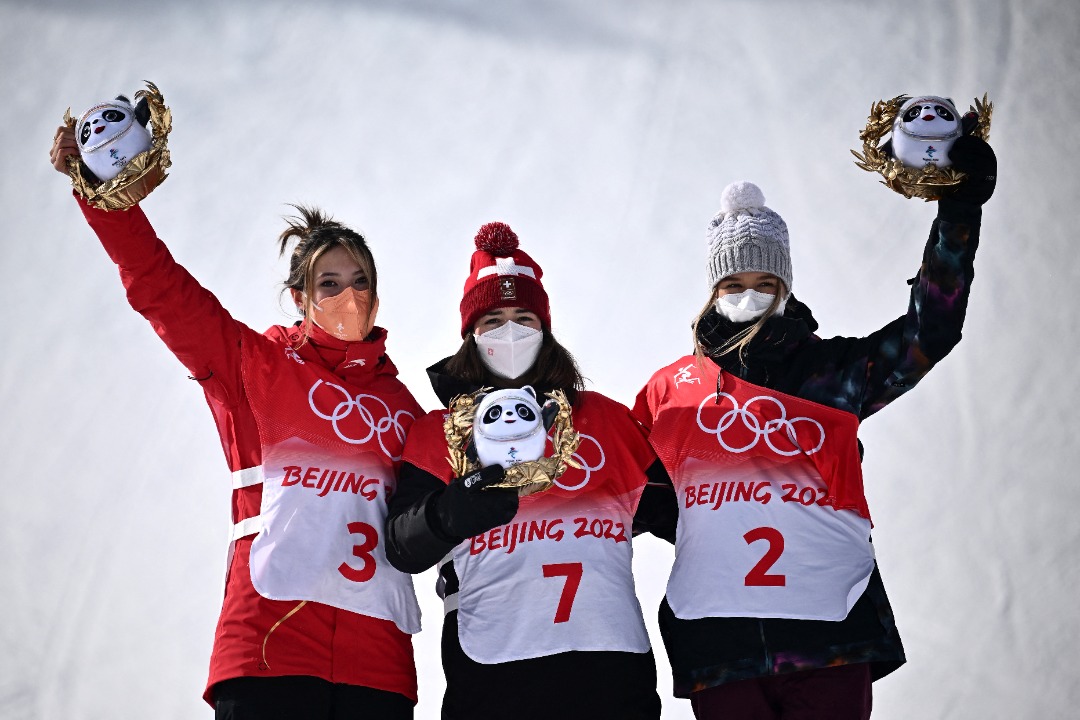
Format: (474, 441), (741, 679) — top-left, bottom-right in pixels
(690, 663), (873, 720)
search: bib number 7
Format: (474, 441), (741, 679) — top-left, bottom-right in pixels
(743, 527), (786, 586)
(542, 562), (583, 623)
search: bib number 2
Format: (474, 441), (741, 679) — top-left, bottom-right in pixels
(339, 521), (378, 583)
(743, 527), (786, 586)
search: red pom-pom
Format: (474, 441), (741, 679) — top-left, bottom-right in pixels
(474, 222), (519, 256)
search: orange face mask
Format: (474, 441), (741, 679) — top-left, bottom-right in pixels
(310, 288), (379, 342)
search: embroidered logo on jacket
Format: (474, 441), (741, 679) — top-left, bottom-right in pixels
(674, 364), (700, 387)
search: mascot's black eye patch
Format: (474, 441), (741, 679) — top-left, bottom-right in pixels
(902, 106), (921, 122)
(79, 122), (92, 144)
(102, 109), (127, 123)
(514, 404), (536, 421)
(934, 105), (955, 121)
(483, 405), (504, 424)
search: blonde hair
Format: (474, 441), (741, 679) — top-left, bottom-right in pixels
(692, 283), (789, 366)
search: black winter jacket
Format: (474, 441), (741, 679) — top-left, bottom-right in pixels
(385, 363), (671, 719)
(641, 199), (982, 697)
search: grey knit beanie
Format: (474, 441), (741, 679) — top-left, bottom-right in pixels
(706, 181), (793, 292)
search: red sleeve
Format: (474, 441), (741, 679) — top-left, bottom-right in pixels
(631, 382), (657, 431)
(400, 411), (455, 484)
(78, 196), (244, 407)
(610, 396), (659, 474)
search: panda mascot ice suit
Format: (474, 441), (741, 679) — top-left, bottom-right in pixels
(888, 95), (963, 169)
(76, 94), (153, 182)
(467, 386), (559, 477)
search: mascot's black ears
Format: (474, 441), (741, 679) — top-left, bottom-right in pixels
(110, 94), (151, 127)
(961, 111), (979, 136)
(134, 97), (151, 127)
(541, 398), (559, 430)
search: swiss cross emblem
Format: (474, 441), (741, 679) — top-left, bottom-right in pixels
(500, 277), (517, 300)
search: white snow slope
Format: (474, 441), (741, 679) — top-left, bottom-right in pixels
(2, 1), (1078, 718)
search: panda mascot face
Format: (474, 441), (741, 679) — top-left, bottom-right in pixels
(473, 386), (548, 469)
(890, 95), (962, 170)
(76, 95), (153, 182)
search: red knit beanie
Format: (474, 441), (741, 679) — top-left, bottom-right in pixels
(459, 222), (551, 336)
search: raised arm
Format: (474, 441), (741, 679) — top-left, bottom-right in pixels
(846, 136), (996, 419)
(53, 125), (245, 405)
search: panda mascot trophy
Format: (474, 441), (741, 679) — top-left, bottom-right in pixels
(62, 81), (172, 211)
(852, 93), (992, 200)
(444, 386), (580, 497)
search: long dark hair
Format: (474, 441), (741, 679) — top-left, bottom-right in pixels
(444, 331), (585, 393)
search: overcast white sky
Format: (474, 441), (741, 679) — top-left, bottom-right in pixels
(3, 1), (1079, 718)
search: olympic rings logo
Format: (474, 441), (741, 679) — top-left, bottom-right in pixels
(554, 431), (606, 491)
(308, 380), (414, 460)
(696, 392), (825, 456)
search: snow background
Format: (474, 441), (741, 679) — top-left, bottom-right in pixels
(3, 0), (1078, 717)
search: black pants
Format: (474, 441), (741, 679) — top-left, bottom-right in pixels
(441, 612), (662, 720)
(214, 676), (413, 720)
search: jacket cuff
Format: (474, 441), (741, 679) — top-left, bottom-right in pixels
(386, 491), (459, 573)
(937, 198), (983, 225)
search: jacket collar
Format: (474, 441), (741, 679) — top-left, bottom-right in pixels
(696, 294), (819, 383)
(425, 356), (575, 408)
(273, 322), (398, 384)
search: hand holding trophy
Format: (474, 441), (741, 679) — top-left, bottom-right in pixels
(852, 93), (992, 200)
(51, 81), (172, 210)
(444, 385), (580, 497)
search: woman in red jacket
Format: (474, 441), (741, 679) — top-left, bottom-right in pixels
(51, 126), (423, 719)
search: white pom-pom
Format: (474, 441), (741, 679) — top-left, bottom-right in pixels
(720, 181), (766, 213)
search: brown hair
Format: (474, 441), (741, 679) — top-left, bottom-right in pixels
(692, 283), (788, 366)
(278, 205), (377, 335)
(444, 331), (586, 393)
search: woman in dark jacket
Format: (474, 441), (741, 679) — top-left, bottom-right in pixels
(633, 136), (996, 719)
(385, 222), (671, 720)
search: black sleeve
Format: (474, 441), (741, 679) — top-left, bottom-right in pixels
(798, 201), (981, 421)
(632, 458), (679, 544)
(385, 462), (460, 574)
(855, 202), (980, 419)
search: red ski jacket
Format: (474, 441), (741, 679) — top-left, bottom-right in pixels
(77, 197), (423, 706)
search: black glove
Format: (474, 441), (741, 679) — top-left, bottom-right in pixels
(947, 135), (997, 206)
(433, 464), (519, 540)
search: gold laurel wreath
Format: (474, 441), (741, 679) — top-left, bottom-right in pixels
(63, 81), (172, 211)
(444, 388), (581, 497)
(851, 93), (992, 200)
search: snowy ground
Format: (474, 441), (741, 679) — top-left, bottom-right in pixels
(2, 1), (1079, 718)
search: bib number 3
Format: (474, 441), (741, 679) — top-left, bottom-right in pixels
(743, 527), (786, 586)
(339, 521), (378, 583)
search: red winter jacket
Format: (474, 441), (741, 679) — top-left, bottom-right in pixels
(77, 197), (422, 706)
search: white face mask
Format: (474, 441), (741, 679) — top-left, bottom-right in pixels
(714, 289), (787, 323)
(475, 321), (544, 380)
